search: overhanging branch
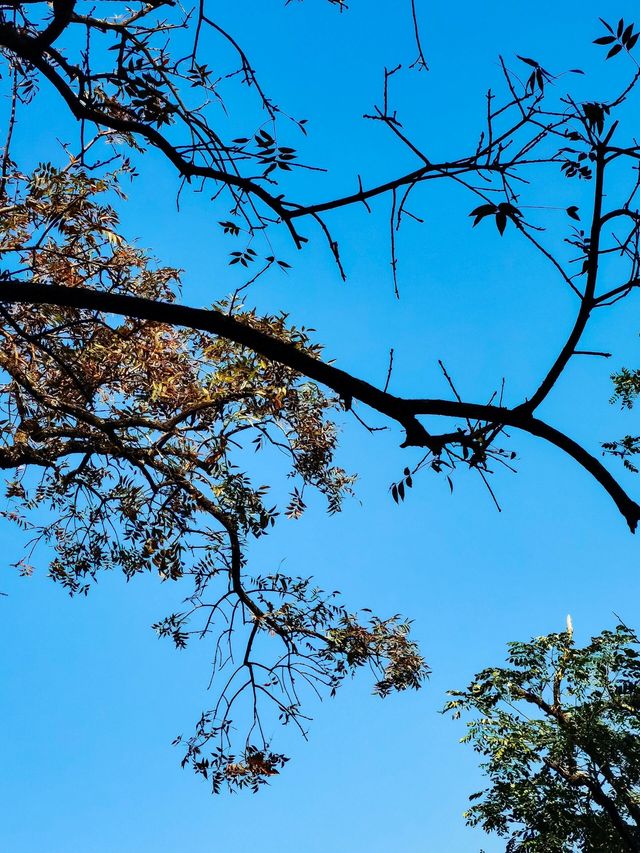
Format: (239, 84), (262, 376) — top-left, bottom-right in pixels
(1, 278), (638, 530)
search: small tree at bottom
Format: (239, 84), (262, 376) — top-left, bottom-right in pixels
(446, 622), (640, 852)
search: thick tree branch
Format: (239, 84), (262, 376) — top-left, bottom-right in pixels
(1, 278), (638, 530)
(32, 0), (75, 48)
(523, 148), (607, 412)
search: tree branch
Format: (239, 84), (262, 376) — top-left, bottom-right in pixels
(2, 278), (638, 530)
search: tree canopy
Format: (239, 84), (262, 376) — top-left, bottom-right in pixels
(446, 621), (640, 852)
(2, 0), (640, 823)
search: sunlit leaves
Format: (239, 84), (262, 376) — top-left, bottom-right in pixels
(285, 485), (306, 519)
(604, 368), (640, 472)
(611, 366), (640, 409)
(0, 157), (429, 794)
(603, 434), (640, 474)
(172, 580), (428, 792)
(446, 624), (640, 851)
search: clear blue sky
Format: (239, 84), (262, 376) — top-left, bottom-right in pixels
(2, 1), (640, 850)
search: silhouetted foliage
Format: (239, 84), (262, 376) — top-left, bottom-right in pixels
(2, 0), (640, 797)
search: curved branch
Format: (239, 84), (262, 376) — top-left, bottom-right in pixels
(600, 208), (640, 228)
(0, 23), (305, 246)
(524, 148), (607, 412)
(32, 0), (76, 49)
(1, 278), (638, 529)
(0, 16), (561, 249)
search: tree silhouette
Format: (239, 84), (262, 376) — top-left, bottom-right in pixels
(1, 1), (640, 792)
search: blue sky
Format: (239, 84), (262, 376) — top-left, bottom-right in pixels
(2, 1), (640, 850)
